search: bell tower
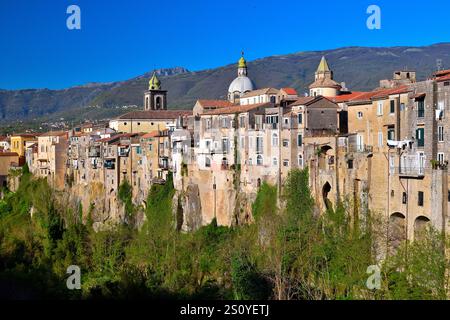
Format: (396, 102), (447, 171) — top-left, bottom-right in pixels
(144, 73), (167, 110)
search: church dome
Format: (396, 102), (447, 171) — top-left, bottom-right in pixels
(228, 53), (255, 100)
(228, 76), (255, 95)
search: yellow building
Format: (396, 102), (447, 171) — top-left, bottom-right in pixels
(10, 134), (38, 161)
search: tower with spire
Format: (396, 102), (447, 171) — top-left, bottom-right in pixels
(309, 56), (342, 98)
(144, 72), (167, 111)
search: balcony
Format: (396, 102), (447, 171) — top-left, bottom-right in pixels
(265, 123), (278, 130)
(395, 166), (425, 178)
(354, 144), (373, 153)
(159, 158), (169, 170)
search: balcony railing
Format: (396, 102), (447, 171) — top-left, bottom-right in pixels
(395, 166), (425, 177)
(351, 144), (373, 153)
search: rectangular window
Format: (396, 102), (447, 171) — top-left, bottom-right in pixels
(390, 100), (395, 114)
(297, 134), (303, 147)
(283, 160), (289, 167)
(222, 138), (229, 154)
(239, 116), (246, 128)
(438, 126), (444, 142)
(378, 132), (383, 147)
(417, 100), (425, 118)
(357, 134), (364, 151)
(298, 113), (303, 125)
(402, 192), (407, 204)
(387, 127), (395, 141)
(438, 152), (444, 164)
(282, 139), (289, 147)
(418, 191), (424, 207)
(348, 160), (353, 169)
(256, 137), (263, 154)
(377, 102), (383, 116)
(400, 103), (405, 111)
(416, 128), (425, 147)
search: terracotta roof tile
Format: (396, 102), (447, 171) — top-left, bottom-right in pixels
(202, 102), (273, 115)
(116, 110), (191, 120)
(290, 96), (317, 106)
(328, 92), (369, 103)
(197, 100), (234, 108)
(241, 88), (279, 98)
(281, 87), (298, 95)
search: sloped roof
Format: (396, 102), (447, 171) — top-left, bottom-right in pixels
(291, 96), (338, 108)
(309, 78), (342, 89)
(290, 96), (317, 106)
(281, 87), (298, 95)
(202, 102), (272, 116)
(116, 110), (192, 120)
(241, 88), (279, 98)
(196, 100), (234, 109)
(329, 92), (369, 103)
(40, 131), (68, 137)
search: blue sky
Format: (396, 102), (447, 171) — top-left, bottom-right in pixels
(0, 0), (449, 90)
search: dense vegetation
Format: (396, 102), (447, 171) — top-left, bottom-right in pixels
(0, 168), (448, 299)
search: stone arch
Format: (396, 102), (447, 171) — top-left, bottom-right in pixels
(414, 216), (430, 241)
(155, 96), (162, 109)
(319, 145), (333, 169)
(322, 181), (332, 211)
(389, 212), (406, 250)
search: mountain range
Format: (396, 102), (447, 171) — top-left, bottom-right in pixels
(1, 43), (450, 124)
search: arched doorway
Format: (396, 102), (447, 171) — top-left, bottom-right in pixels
(414, 216), (430, 241)
(322, 182), (332, 211)
(389, 212), (406, 250)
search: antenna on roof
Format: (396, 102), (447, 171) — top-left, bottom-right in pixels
(437, 59), (443, 71)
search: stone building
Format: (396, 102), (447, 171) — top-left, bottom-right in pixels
(0, 152), (19, 189)
(35, 132), (68, 190)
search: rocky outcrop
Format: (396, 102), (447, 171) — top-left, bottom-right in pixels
(175, 184), (203, 232)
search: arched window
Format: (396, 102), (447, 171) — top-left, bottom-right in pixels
(273, 157), (278, 166)
(272, 133), (278, 147)
(257, 155), (263, 166)
(145, 97), (149, 109)
(298, 154), (303, 167)
(155, 96), (162, 109)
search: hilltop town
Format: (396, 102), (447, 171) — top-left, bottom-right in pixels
(1, 53), (450, 249)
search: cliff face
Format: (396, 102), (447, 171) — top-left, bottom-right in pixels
(174, 167), (257, 231)
(68, 182), (125, 230)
